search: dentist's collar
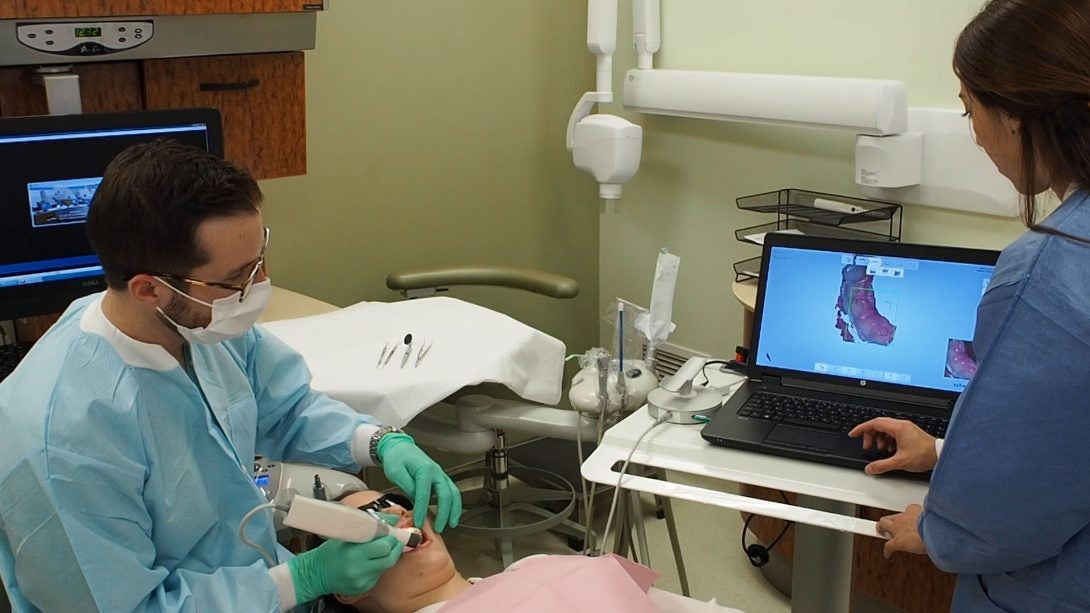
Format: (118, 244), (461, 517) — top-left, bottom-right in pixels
(79, 295), (179, 372)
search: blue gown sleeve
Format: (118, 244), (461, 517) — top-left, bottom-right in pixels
(920, 261), (1090, 574)
(0, 449), (281, 612)
(244, 325), (378, 470)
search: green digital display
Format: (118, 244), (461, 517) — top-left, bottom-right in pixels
(74, 27), (102, 38)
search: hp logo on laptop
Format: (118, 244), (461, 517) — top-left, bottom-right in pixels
(859, 380), (867, 387)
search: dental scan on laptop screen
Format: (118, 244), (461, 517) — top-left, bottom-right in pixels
(756, 245), (994, 394)
(701, 234), (1000, 475)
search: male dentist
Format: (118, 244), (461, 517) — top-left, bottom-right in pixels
(0, 140), (461, 612)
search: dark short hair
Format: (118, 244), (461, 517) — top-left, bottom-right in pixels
(86, 140), (263, 289)
(955, 0), (1090, 242)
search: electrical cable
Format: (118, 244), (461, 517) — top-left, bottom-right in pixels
(581, 482), (599, 554)
(740, 490), (793, 568)
(574, 409), (592, 552)
(582, 353), (614, 553)
(239, 502), (282, 567)
(699, 359), (732, 386)
(566, 353), (592, 530)
(565, 352), (600, 554)
(597, 412), (670, 556)
(580, 405), (609, 553)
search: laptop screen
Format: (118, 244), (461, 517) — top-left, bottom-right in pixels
(754, 243), (996, 394)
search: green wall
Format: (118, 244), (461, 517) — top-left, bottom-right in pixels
(600, 0), (1028, 356)
(260, 2), (600, 351)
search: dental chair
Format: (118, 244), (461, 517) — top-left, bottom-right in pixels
(262, 267), (603, 567)
(386, 267), (596, 566)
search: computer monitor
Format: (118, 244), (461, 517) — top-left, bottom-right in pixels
(0, 108), (223, 320)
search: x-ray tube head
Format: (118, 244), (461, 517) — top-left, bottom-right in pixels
(572, 114), (643, 200)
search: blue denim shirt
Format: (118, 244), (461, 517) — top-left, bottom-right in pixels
(922, 191), (1090, 612)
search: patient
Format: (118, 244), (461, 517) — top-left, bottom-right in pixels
(311, 490), (741, 613)
(311, 490), (469, 613)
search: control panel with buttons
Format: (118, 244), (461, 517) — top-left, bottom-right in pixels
(17, 21), (154, 56)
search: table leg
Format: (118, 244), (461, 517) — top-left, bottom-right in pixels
(791, 495), (855, 613)
(658, 493), (691, 596)
(631, 489), (651, 564)
(612, 488), (631, 556)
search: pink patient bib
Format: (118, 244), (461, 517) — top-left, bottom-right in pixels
(437, 554), (661, 613)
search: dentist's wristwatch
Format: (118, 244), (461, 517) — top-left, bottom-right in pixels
(369, 425), (405, 465)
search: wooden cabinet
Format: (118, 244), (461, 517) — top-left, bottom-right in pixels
(744, 486), (955, 612)
(0, 62), (144, 116)
(0, 53), (306, 180)
(1, 3), (313, 180)
(0, 1), (323, 19)
(144, 53), (306, 179)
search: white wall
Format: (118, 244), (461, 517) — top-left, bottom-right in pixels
(600, 0), (1027, 356)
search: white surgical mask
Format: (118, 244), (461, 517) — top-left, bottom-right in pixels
(156, 278), (271, 344)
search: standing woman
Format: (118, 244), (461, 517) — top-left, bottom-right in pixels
(849, 0), (1090, 610)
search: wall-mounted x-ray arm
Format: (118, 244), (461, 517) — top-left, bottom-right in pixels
(567, 0), (643, 208)
(617, 0), (1018, 216)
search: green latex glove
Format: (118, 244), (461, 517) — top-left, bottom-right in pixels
(371, 511), (400, 527)
(378, 432), (463, 532)
(288, 534), (402, 605)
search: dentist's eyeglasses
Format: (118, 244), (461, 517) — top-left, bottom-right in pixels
(356, 492), (414, 514)
(152, 227), (269, 302)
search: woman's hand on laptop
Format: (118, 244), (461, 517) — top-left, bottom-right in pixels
(848, 418), (938, 474)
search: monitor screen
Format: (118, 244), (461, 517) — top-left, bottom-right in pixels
(0, 109), (223, 320)
(755, 243), (996, 394)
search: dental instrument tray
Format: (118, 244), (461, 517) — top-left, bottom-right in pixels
(733, 188), (902, 281)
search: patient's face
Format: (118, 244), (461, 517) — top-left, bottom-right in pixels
(337, 490), (459, 612)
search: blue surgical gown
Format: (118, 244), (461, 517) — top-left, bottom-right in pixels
(0, 294), (379, 612)
(922, 191), (1090, 611)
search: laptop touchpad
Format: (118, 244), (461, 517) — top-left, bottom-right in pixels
(765, 425), (839, 453)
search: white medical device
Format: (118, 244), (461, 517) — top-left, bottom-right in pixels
(242, 465), (412, 566)
(646, 356), (722, 424)
(571, 115), (642, 201)
(283, 496), (423, 550)
(567, 0), (643, 204)
(569, 358), (657, 413)
(253, 460), (366, 532)
(254, 460), (365, 503)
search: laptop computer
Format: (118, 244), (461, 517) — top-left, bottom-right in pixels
(701, 233), (999, 477)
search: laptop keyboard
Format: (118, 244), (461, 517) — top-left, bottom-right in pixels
(0, 343), (30, 382)
(738, 391), (948, 438)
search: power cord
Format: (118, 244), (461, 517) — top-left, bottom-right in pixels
(740, 490), (793, 568)
(699, 359), (731, 386)
(239, 488), (297, 567)
(596, 412), (670, 556)
(700, 346), (750, 385)
(239, 502), (282, 566)
(574, 409), (592, 552)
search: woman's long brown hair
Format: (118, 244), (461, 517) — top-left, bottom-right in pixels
(954, 0), (1090, 244)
